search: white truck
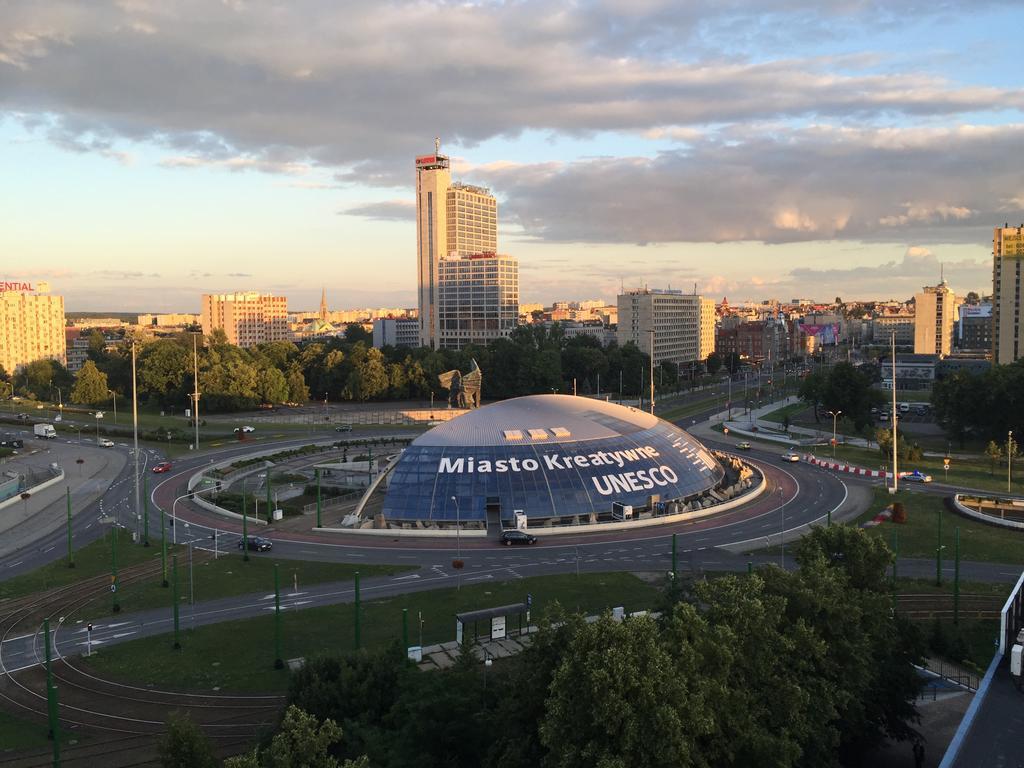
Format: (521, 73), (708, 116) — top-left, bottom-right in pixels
(34, 423), (57, 439)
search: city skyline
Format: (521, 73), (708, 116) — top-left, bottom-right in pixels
(2, 1), (1023, 310)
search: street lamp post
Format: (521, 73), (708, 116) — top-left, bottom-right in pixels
(450, 495), (461, 560)
(826, 410), (842, 459)
(1009, 430), (1015, 494)
(779, 486), (786, 569)
(109, 389), (117, 425)
(94, 411), (103, 442)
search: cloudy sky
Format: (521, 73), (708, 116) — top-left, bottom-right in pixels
(2, 1), (1022, 311)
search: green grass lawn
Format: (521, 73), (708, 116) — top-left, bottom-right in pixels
(760, 402), (807, 425)
(855, 487), (1024, 564)
(0, 528), (408, 616)
(660, 393), (730, 422)
(86, 572), (662, 691)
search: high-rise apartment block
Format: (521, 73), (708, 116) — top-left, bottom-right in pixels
(914, 280), (956, 356)
(0, 281), (65, 374)
(201, 292), (288, 348)
(993, 225), (1024, 364)
(437, 254), (519, 350)
(617, 288), (712, 367)
(416, 142), (512, 350)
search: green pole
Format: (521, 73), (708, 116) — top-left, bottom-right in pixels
(747, 561), (753, 575)
(354, 571), (361, 650)
(274, 564), (283, 669)
(402, 607), (409, 650)
(160, 505), (168, 587)
(172, 555), (181, 649)
(315, 468), (322, 529)
(936, 503), (943, 587)
(142, 474), (150, 547)
(111, 526), (120, 613)
(241, 491), (250, 562)
(66, 487), (74, 568)
(892, 530), (899, 612)
(954, 526), (960, 625)
(43, 617), (60, 750)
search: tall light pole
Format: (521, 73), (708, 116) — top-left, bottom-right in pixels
(1009, 430), (1015, 494)
(109, 389), (117, 424)
(826, 410), (842, 459)
(191, 332), (201, 451)
(891, 331), (899, 494)
(779, 486), (786, 569)
(131, 342), (141, 543)
(94, 410), (103, 442)
(648, 329), (655, 415)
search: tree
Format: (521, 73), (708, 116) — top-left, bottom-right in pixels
(799, 370), (827, 422)
(86, 329), (107, 361)
(705, 352), (722, 376)
(256, 367), (289, 405)
(138, 340), (191, 408)
(985, 440), (1003, 475)
(157, 711), (218, 768)
(71, 360), (109, 405)
(0, 364), (9, 383)
(344, 324), (372, 345)
(287, 368), (310, 404)
(13, 359), (72, 401)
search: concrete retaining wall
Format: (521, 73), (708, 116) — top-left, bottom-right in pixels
(952, 494), (1024, 531)
(0, 468), (65, 512)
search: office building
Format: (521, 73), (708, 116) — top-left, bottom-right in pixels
(699, 297), (716, 363)
(437, 253), (519, 350)
(617, 288), (711, 367)
(956, 303), (993, 354)
(201, 292), (289, 348)
(0, 281), (65, 374)
(137, 313), (200, 327)
(914, 280), (956, 356)
(416, 142), (499, 349)
(372, 317), (420, 349)
(872, 311), (915, 347)
(993, 225), (1024, 364)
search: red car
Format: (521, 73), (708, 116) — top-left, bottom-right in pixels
(152, 461), (173, 473)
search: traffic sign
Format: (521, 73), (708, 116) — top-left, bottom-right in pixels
(943, 457), (951, 468)
(527, 592), (533, 608)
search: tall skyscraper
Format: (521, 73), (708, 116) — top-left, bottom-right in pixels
(913, 279), (956, 356)
(0, 281), (65, 374)
(993, 225), (1023, 364)
(415, 140), (499, 348)
(201, 292), (289, 348)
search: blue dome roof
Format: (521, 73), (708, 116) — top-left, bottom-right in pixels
(382, 395), (726, 525)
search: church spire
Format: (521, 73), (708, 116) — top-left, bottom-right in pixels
(319, 287), (328, 321)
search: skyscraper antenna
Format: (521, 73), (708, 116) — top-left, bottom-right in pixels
(435, 137), (440, 155)
(940, 262), (944, 284)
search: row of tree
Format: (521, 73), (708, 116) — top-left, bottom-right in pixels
(931, 358), (1024, 445)
(798, 361), (882, 431)
(199, 526), (918, 768)
(2, 325), (678, 413)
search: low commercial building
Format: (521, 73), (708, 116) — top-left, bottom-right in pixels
(372, 317), (420, 348)
(880, 354), (938, 390)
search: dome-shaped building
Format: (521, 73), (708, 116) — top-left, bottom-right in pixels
(377, 394), (735, 529)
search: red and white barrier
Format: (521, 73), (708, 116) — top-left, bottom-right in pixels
(804, 455), (892, 479)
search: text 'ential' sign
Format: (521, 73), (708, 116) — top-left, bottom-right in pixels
(438, 446), (688, 496)
(0, 280), (49, 293)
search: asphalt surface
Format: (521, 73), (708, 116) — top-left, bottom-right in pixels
(1, 394), (1021, 671)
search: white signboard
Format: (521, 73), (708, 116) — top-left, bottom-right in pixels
(491, 615), (506, 640)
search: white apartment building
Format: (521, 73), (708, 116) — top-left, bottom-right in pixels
(914, 280), (957, 356)
(0, 282), (65, 374)
(616, 288), (712, 367)
(372, 317), (421, 348)
(993, 225), (1024, 364)
(201, 292), (289, 348)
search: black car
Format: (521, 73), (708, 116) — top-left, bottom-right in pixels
(500, 530), (537, 546)
(0, 437), (23, 448)
(238, 536), (273, 552)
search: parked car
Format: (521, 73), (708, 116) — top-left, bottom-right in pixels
(97, 438), (114, 448)
(500, 529), (537, 546)
(335, 424), (353, 432)
(780, 452), (801, 463)
(152, 461), (173, 473)
(257, 403), (275, 410)
(0, 437), (23, 449)
(901, 470), (933, 483)
(737, 441), (751, 450)
(233, 425), (256, 433)
(238, 536), (273, 552)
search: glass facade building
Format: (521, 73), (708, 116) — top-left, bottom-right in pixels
(381, 395), (725, 525)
